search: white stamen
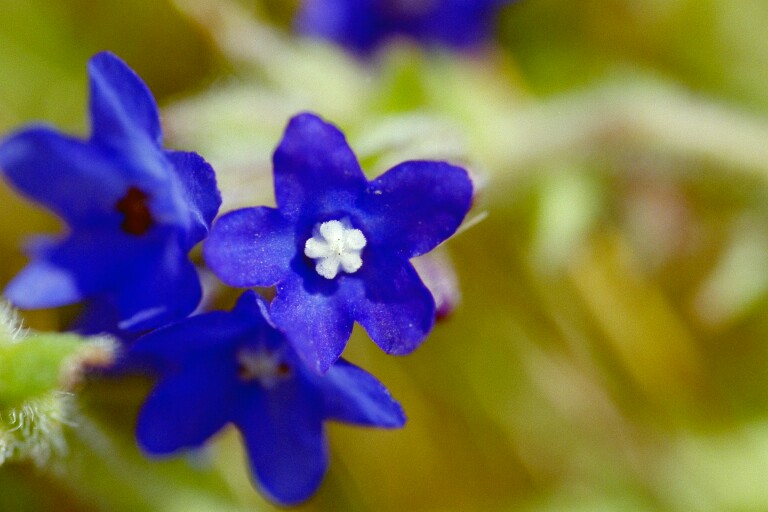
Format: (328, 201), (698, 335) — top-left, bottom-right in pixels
(236, 349), (291, 388)
(304, 219), (367, 279)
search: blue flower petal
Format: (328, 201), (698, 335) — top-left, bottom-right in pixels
(231, 289), (271, 318)
(295, 0), (512, 54)
(0, 127), (126, 226)
(164, 150), (221, 249)
(237, 383), (327, 506)
(296, 0), (381, 54)
(419, 0), (505, 49)
(137, 360), (237, 455)
(230, 290), (285, 342)
(204, 207), (295, 287)
(319, 359), (406, 427)
(362, 160), (473, 258)
(4, 259), (82, 309)
(273, 113), (366, 221)
(116, 238), (202, 331)
(5, 228), (201, 331)
(4, 229), (148, 309)
(271, 272), (353, 374)
(69, 295), (128, 338)
(88, 51), (162, 148)
(346, 253), (435, 355)
(131, 310), (244, 367)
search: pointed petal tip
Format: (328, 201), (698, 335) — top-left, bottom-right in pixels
(87, 50), (162, 146)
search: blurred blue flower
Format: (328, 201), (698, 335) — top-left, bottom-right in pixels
(133, 290), (405, 506)
(295, 0), (514, 54)
(0, 52), (221, 332)
(204, 113), (473, 373)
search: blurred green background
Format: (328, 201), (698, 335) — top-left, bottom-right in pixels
(3, 0), (768, 510)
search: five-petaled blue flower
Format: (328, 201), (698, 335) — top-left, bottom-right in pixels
(203, 113), (473, 373)
(132, 290), (405, 506)
(295, 0), (515, 54)
(0, 52), (221, 332)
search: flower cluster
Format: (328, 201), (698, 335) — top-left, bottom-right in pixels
(296, 0), (516, 54)
(0, 53), (472, 504)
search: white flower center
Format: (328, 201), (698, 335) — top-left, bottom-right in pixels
(304, 219), (367, 279)
(236, 349), (291, 388)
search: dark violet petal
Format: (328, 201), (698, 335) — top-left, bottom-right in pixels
(204, 207), (295, 288)
(136, 361), (237, 455)
(237, 384), (327, 506)
(270, 273), (353, 374)
(362, 160), (473, 258)
(116, 239), (202, 331)
(273, 113), (366, 221)
(165, 150), (221, 248)
(320, 359), (406, 428)
(344, 253), (435, 355)
(88, 51), (162, 147)
(0, 127), (126, 226)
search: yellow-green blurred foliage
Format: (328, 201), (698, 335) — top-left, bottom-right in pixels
(3, 0), (768, 511)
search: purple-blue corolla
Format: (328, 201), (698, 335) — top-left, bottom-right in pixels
(204, 113), (472, 373)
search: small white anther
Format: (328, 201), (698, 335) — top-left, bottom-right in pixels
(304, 219), (367, 279)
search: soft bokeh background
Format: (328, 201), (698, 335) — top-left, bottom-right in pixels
(3, 0), (768, 510)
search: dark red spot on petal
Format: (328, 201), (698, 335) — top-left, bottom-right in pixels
(277, 361), (292, 377)
(116, 187), (153, 235)
(237, 360), (253, 381)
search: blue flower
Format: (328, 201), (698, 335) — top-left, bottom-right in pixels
(0, 52), (221, 332)
(204, 113), (473, 373)
(295, 0), (514, 54)
(132, 290), (405, 506)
